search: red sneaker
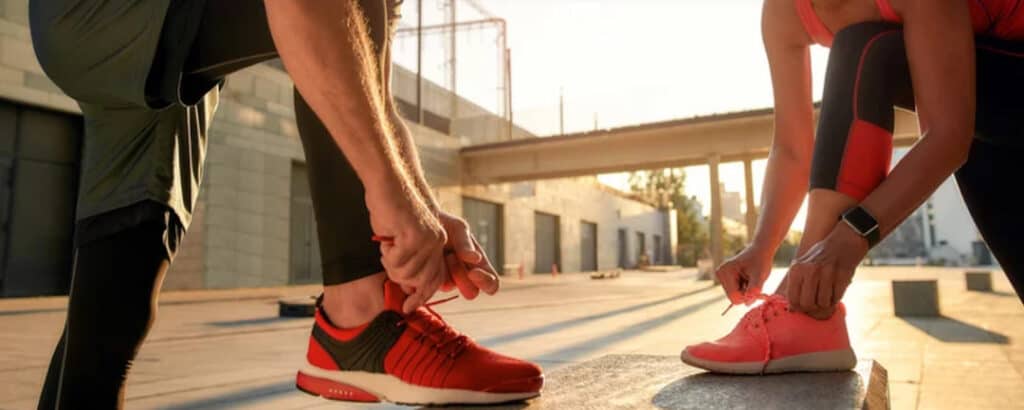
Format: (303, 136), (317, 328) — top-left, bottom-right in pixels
(680, 295), (856, 374)
(295, 281), (544, 405)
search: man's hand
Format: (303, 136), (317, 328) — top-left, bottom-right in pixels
(436, 212), (500, 299)
(783, 222), (868, 317)
(366, 185), (447, 314)
(715, 246), (774, 305)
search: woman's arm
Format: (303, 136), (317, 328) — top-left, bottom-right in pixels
(716, 0), (816, 302)
(783, 0), (975, 314)
(860, 0), (975, 235)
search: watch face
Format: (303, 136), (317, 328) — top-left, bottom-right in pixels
(844, 208), (878, 235)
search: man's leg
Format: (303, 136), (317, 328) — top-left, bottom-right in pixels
(186, 2), (543, 404)
(38, 210), (178, 409)
(182, 0), (394, 327)
(782, 23), (914, 316)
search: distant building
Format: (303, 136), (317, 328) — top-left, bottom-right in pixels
(870, 149), (982, 266)
(869, 208), (928, 265)
(719, 183), (745, 223)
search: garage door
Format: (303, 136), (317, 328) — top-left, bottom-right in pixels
(289, 163), (323, 285)
(534, 212), (560, 273)
(462, 197), (503, 271)
(580, 221), (597, 272)
(0, 101), (82, 297)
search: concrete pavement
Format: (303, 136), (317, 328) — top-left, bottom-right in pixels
(1, 267), (1022, 409)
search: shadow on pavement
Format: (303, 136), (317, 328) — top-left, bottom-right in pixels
(161, 380), (295, 409)
(651, 371), (863, 410)
(206, 316), (307, 328)
(901, 316), (1009, 344)
(423, 401), (531, 410)
(532, 293), (726, 363)
(480, 285), (716, 348)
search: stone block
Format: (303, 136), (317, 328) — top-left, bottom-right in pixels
(0, 63), (21, 85)
(235, 191), (265, 215)
(239, 149), (265, 172)
(892, 280), (940, 317)
(23, 72), (60, 94)
(965, 270), (993, 292)
(0, 35), (39, 73)
(529, 355), (888, 410)
(279, 297), (316, 317)
(238, 170), (265, 194)
(0, 81), (47, 108)
(0, 19), (31, 41)
(2, 0), (27, 25)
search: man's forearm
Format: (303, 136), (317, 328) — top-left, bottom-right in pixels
(265, 1), (414, 196)
(391, 111), (441, 212)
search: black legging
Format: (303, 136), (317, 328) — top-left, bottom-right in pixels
(810, 22), (1024, 301)
(38, 1), (399, 408)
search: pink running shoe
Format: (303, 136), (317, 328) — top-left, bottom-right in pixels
(681, 295), (856, 374)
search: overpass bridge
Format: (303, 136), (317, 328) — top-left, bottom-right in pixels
(460, 107), (922, 270)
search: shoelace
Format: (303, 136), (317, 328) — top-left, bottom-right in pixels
(397, 295), (470, 358)
(723, 294), (790, 373)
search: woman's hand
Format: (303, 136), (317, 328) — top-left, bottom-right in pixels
(716, 246), (775, 305)
(783, 222), (868, 316)
(436, 211), (500, 300)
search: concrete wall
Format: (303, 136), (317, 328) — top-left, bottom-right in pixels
(0, 1), (671, 293)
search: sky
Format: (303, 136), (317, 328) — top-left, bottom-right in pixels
(392, 0), (835, 231)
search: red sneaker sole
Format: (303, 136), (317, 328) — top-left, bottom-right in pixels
(296, 366), (541, 405)
(681, 348), (857, 374)
(295, 371), (381, 402)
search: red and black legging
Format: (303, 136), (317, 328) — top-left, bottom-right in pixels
(810, 22), (1024, 302)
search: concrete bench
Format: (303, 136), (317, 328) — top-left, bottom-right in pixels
(589, 270), (622, 280)
(278, 296), (316, 318)
(892, 280), (940, 317)
(532, 354), (888, 409)
(965, 270), (993, 292)
(642, 265), (684, 273)
(696, 259), (714, 280)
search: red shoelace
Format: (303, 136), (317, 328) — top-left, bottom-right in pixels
(723, 294), (790, 373)
(397, 295), (470, 358)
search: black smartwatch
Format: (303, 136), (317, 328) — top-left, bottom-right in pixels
(841, 206), (880, 248)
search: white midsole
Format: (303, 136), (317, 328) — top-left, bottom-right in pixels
(681, 348), (857, 375)
(298, 364), (540, 404)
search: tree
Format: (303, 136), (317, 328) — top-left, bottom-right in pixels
(628, 169), (708, 266)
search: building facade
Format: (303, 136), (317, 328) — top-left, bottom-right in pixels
(0, 3), (672, 296)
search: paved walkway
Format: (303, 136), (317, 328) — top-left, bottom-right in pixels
(1, 267), (1021, 409)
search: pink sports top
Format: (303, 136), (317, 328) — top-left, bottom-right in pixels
(797, 0), (1024, 47)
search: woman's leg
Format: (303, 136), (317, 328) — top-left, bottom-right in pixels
(955, 141), (1024, 300)
(781, 23), (914, 314)
(956, 38), (1024, 302)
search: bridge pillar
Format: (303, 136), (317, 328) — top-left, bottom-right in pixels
(709, 154), (723, 280)
(743, 157), (757, 241)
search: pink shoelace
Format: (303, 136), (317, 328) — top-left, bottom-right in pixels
(397, 295), (470, 358)
(723, 294), (790, 373)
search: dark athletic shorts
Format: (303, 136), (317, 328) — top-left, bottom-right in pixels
(30, 0), (400, 284)
(30, 0), (213, 234)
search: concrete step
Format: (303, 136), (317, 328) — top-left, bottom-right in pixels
(514, 354), (888, 410)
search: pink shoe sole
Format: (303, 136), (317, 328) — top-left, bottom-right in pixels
(681, 348), (857, 374)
